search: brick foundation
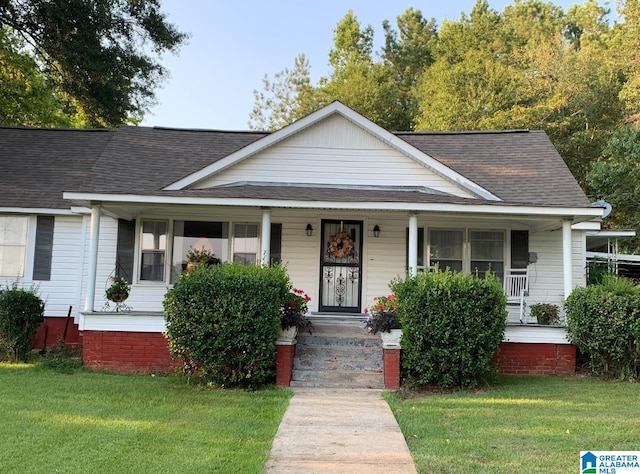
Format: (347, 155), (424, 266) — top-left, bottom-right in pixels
(32, 316), (81, 350)
(383, 349), (401, 389)
(494, 342), (576, 375)
(82, 331), (179, 374)
(275, 344), (296, 386)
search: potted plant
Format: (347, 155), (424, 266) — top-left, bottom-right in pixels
(279, 288), (313, 342)
(105, 275), (131, 303)
(364, 294), (402, 347)
(530, 303), (559, 325)
(185, 246), (220, 271)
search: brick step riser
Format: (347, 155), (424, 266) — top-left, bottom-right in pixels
(294, 356), (383, 372)
(296, 336), (381, 348)
(291, 369), (384, 388)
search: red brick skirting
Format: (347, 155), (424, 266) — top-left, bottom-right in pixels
(82, 331), (179, 374)
(383, 349), (401, 389)
(494, 342), (576, 375)
(32, 317), (81, 350)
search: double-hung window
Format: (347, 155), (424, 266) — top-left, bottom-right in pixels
(429, 229), (463, 272)
(470, 230), (505, 279)
(233, 223), (259, 265)
(0, 216), (28, 277)
(140, 220), (167, 281)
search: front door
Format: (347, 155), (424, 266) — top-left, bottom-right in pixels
(319, 220), (363, 312)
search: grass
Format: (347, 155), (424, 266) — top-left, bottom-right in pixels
(0, 362), (291, 473)
(385, 376), (640, 474)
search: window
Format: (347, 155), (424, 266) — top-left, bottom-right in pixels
(140, 220), (167, 281)
(429, 229), (463, 272)
(0, 216), (28, 277)
(470, 230), (504, 279)
(233, 223), (259, 265)
(172, 221), (229, 280)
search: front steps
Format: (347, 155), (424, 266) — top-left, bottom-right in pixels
(291, 320), (384, 389)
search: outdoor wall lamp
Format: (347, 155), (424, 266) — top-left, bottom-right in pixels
(306, 224), (313, 237)
(373, 225), (381, 238)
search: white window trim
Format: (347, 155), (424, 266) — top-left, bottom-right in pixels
(136, 218), (170, 285)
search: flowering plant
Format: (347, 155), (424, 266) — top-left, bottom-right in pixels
(364, 294), (401, 334)
(105, 275), (131, 302)
(281, 288), (313, 334)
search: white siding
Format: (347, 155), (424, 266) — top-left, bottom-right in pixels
(197, 115), (474, 198)
(0, 215), (86, 320)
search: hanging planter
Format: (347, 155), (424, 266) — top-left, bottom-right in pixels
(105, 275), (131, 303)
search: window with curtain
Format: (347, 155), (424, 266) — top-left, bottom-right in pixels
(0, 216), (28, 277)
(233, 223), (259, 265)
(140, 220), (167, 281)
(470, 230), (505, 279)
(429, 229), (463, 272)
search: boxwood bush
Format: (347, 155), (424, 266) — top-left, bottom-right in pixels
(565, 275), (640, 380)
(163, 263), (289, 389)
(391, 269), (507, 388)
(0, 283), (45, 361)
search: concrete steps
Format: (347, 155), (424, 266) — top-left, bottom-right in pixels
(291, 320), (384, 389)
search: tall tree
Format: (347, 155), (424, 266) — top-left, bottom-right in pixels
(248, 54), (317, 131)
(588, 126), (640, 252)
(0, 0), (187, 126)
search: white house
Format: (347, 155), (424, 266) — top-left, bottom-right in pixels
(1, 102), (603, 374)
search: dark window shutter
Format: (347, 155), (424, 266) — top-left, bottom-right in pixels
(33, 216), (54, 280)
(511, 230), (529, 269)
(405, 227), (425, 269)
(116, 219), (136, 282)
(270, 223), (282, 265)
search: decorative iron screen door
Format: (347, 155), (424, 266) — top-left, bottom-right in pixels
(319, 220), (362, 312)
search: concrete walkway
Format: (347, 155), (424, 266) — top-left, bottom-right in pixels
(264, 388), (417, 473)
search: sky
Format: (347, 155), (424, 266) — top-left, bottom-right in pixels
(142, 0), (580, 131)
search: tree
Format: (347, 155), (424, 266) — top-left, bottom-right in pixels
(0, 27), (79, 127)
(588, 126), (640, 252)
(248, 54), (317, 131)
(0, 0), (187, 126)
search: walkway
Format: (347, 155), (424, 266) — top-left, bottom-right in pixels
(264, 387), (417, 473)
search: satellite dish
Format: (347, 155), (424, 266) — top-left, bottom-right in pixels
(592, 199), (612, 219)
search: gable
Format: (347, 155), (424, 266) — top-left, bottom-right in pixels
(195, 114), (476, 199)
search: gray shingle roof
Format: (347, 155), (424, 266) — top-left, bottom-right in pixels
(0, 126), (113, 209)
(1, 123), (590, 210)
(398, 130), (590, 207)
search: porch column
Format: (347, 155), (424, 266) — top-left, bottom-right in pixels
(562, 219), (573, 298)
(261, 208), (271, 266)
(408, 213), (419, 277)
(85, 204), (101, 312)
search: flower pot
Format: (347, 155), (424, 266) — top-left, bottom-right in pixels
(277, 326), (298, 345)
(380, 329), (402, 349)
(107, 292), (129, 303)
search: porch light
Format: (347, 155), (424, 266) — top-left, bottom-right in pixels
(306, 224), (313, 237)
(373, 225), (381, 238)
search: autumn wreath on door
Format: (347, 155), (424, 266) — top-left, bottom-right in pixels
(327, 231), (353, 258)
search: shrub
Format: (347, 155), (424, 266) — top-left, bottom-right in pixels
(391, 269), (506, 389)
(163, 263), (289, 389)
(565, 275), (640, 380)
(0, 283), (45, 362)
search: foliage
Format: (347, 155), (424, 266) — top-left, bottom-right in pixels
(587, 126), (640, 253)
(565, 275), (640, 380)
(105, 275), (130, 302)
(529, 303), (560, 325)
(364, 294), (401, 334)
(386, 376), (640, 474)
(0, 283), (44, 362)
(281, 288), (313, 334)
(186, 246), (220, 267)
(391, 269), (506, 388)
(0, 0), (187, 126)
(163, 263), (289, 389)
(587, 258), (613, 285)
(0, 364), (291, 472)
(40, 344), (83, 374)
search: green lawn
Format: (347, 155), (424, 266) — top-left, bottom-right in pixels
(386, 376), (640, 474)
(0, 363), (291, 473)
